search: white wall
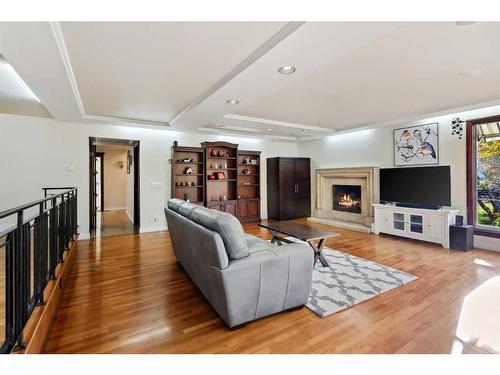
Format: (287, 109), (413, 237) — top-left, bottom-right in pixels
(0, 113), (298, 237)
(298, 105), (500, 250)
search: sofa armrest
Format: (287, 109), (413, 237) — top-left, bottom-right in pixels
(220, 243), (313, 327)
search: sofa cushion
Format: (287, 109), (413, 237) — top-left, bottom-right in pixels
(177, 202), (200, 219)
(244, 233), (278, 253)
(167, 198), (186, 212)
(191, 208), (250, 260)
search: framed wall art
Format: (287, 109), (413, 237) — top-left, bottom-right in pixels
(394, 122), (439, 166)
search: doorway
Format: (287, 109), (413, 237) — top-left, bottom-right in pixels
(89, 137), (140, 237)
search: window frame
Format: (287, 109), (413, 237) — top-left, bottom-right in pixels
(466, 114), (500, 238)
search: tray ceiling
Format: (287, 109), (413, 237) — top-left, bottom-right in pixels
(0, 21), (499, 141)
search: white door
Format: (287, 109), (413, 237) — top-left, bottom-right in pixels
(375, 209), (391, 233)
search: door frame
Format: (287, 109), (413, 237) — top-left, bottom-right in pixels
(96, 152), (105, 211)
(133, 142), (140, 227)
(89, 137), (97, 235)
(89, 137), (140, 235)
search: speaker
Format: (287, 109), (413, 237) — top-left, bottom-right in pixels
(455, 215), (464, 226)
(449, 225), (474, 251)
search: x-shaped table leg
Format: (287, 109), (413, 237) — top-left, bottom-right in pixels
(308, 238), (329, 267)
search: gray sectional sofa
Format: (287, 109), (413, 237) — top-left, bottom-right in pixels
(164, 198), (314, 328)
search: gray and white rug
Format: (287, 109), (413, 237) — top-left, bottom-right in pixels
(282, 238), (417, 317)
(307, 247), (417, 317)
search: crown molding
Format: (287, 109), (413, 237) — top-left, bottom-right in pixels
(197, 126), (297, 141)
(223, 113), (334, 132)
(49, 22), (169, 127)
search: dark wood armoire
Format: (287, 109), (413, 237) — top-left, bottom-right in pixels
(266, 157), (311, 220)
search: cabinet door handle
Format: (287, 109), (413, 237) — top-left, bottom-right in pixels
(296, 184), (299, 193)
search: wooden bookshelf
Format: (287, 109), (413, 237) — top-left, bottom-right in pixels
(237, 150), (261, 222)
(201, 142), (238, 215)
(170, 142), (261, 222)
(171, 146), (205, 205)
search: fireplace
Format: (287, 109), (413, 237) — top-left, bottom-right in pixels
(309, 167), (378, 232)
(333, 185), (361, 213)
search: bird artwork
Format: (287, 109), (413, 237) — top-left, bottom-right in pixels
(419, 142), (437, 159)
(394, 123), (439, 165)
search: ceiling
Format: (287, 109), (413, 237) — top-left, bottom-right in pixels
(0, 21), (499, 141)
(0, 53), (51, 117)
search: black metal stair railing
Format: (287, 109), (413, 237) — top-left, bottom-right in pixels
(0, 188), (78, 354)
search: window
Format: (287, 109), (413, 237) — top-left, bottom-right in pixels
(467, 116), (500, 236)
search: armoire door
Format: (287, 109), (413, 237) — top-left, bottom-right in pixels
(278, 159), (297, 220)
(293, 158), (311, 218)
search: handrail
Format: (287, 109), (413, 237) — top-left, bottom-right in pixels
(0, 188), (75, 220)
(0, 187), (78, 354)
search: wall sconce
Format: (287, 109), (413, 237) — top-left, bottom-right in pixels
(117, 160), (125, 170)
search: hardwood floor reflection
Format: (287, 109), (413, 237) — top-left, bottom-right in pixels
(44, 220), (500, 354)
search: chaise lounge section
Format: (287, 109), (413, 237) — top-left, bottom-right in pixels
(165, 198), (314, 328)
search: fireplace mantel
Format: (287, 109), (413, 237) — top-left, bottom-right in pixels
(308, 167), (379, 232)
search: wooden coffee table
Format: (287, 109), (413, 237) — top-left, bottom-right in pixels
(258, 220), (340, 267)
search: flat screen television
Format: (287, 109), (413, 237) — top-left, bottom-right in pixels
(380, 166), (451, 208)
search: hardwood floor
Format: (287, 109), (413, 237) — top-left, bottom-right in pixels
(44, 220), (500, 354)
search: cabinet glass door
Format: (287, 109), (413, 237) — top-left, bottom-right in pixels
(393, 213), (406, 231)
(409, 214), (424, 234)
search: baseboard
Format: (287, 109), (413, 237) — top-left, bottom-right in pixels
(139, 224), (168, 234)
(126, 210), (134, 223)
(474, 235), (500, 252)
(78, 232), (90, 240)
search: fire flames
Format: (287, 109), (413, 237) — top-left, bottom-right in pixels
(338, 193), (360, 208)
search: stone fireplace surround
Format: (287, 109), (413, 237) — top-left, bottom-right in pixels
(308, 167), (379, 232)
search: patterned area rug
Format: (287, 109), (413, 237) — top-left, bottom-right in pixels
(306, 247), (417, 317)
(281, 238), (417, 317)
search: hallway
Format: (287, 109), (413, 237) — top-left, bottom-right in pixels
(96, 210), (137, 237)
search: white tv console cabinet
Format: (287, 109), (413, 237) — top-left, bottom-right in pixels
(372, 204), (459, 248)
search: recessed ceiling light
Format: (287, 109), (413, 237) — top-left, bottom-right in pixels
(278, 66), (296, 75)
(266, 128), (273, 131)
(456, 21), (476, 26)
(226, 98), (239, 105)
(302, 129), (309, 133)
